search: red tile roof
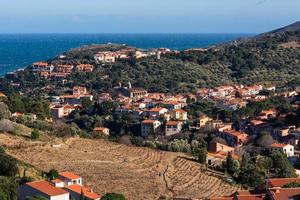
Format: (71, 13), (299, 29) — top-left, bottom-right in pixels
(59, 171), (81, 180)
(269, 143), (288, 148)
(268, 188), (300, 200)
(67, 184), (100, 199)
(166, 121), (181, 126)
(26, 180), (68, 196)
(267, 177), (300, 188)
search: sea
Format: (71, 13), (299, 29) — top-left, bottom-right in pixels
(0, 33), (254, 76)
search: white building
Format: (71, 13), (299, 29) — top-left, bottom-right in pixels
(268, 143), (294, 157)
(18, 180), (69, 200)
(58, 171), (83, 186)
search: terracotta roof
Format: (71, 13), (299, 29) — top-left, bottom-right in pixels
(210, 197), (233, 200)
(67, 184), (100, 199)
(142, 120), (157, 124)
(26, 180), (68, 196)
(269, 143), (288, 148)
(149, 107), (165, 112)
(59, 171), (81, 180)
(166, 121), (181, 126)
(267, 177), (300, 188)
(268, 188), (300, 200)
(171, 109), (186, 113)
(93, 127), (107, 131)
(33, 62), (48, 66)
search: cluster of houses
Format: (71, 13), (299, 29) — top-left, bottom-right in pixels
(19, 171), (100, 200)
(32, 62), (94, 78)
(211, 177), (300, 200)
(197, 84), (269, 111)
(94, 47), (173, 64)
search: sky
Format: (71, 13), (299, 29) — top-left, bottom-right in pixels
(0, 0), (300, 34)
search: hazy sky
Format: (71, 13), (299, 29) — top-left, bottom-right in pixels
(0, 0), (300, 33)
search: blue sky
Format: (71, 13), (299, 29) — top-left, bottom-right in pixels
(0, 0), (299, 33)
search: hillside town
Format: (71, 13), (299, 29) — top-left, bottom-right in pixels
(2, 45), (300, 200)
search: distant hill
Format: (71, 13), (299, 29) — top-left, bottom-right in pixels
(265, 21), (300, 35)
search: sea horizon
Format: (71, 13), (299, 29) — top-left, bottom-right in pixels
(0, 33), (254, 75)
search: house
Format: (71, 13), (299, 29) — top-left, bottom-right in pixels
(65, 184), (101, 200)
(121, 85), (148, 100)
(94, 51), (117, 63)
(148, 107), (168, 119)
(257, 109), (276, 120)
(51, 105), (75, 119)
(93, 127), (110, 136)
(198, 115), (213, 128)
(268, 143), (294, 157)
(18, 180), (69, 200)
(76, 64), (94, 72)
(165, 121), (183, 136)
(218, 130), (249, 147)
(163, 101), (182, 110)
(141, 120), (161, 137)
(58, 171), (83, 186)
(73, 86), (87, 96)
(273, 125), (296, 138)
(209, 141), (234, 154)
(55, 64), (74, 73)
(32, 62), (54, 72)
(169, 109), (188, 121)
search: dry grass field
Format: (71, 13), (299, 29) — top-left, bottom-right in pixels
(0, 133), (239, 200)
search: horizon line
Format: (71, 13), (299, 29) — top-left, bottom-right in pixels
(0, 32), (257, 35)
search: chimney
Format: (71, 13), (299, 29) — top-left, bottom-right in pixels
(128, 81), (132, 89)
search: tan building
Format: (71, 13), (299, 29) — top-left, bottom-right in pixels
(198, 115), (213, 128)
(165, 121), (183, 136)
(170, 109), (188, 121)
(268, 143), (294, 157)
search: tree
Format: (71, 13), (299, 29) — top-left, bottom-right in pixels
(0, 154), (18, 177)
(80, 189), (85, 200)
(0, 102), (10, 119)
(256, 156), (273, 172)
(31, 129), (40, 140)
(238, 164), (266, 188)
(283, 182), (300, 188)
(0, 145), (5, 154)
(271, 152), (297, 178)
(101, 193), (126, 200)
(81, 98), (92, 109)
(198, 148), (207, 164)
(47, 169), (59, 180)
(226, 153), (240, 177)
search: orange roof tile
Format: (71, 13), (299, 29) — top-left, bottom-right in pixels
(67, 184), (100, 199)
(269, 143), (288, 148)
(166, 121), (181, 126)
(142, 120), (157, 124)
(268, 188), (300, 200)
(26, 180), (68, 196)
(267, 177), (300, 188)
(59, 171), (81, 180)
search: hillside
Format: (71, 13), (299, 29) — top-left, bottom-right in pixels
(49, 21), (300, 93)
(0, 133), (239, 200)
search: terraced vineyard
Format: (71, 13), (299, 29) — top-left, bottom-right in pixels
(0, 134), (239, 200)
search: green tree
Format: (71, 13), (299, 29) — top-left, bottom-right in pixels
(47, 169), (59, 180)
(0, 145), (5, 153)
(283, 182), (300, 188)
(226, 154), (240, 177)
(271, 152), (297, 178)
(0, 154), (18, 177)
(198, 148), (207, 164)
(238, 165), (266, 187)
(31, 129), (40, 140)
(101, 193), (126, 200)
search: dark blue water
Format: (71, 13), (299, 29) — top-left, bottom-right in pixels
(0, 33), (253, 75)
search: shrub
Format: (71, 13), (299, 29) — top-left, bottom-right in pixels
(0, 154), (18, 177)
(101, 193), (126, 200)
(47, 169), (59, 180)
(0, 145), (5, 153)
(31, 129), (40, 140)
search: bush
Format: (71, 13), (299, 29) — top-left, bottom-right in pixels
(101, 193), (126, 200)
(0, 154), (18, 177)
(31, 129), (40, 140)
(0, 102), (11, 119)
(283, 182), (300, 188)
(0, 145), (5, 153)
